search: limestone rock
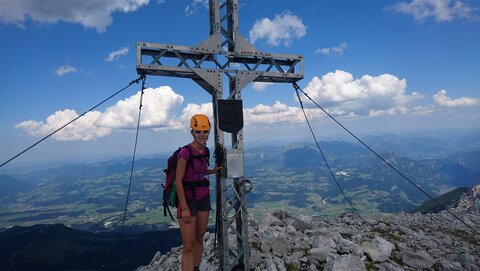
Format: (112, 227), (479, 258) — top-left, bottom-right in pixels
(362, 236), (394, 262)
(310, 246), (334, 263)
(434, 260), (463, 271)
(136, 208), (480, 271)
(324, 254), (366, 271)
(400, 250), (435, 269)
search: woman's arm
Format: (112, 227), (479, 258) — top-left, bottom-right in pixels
(175, 157), (190, 221)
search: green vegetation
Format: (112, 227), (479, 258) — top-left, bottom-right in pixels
(1, 137), (478, 231)
(285, 262), (299, 271)
(411, 187), (470, 214)
(365, 260), (376, 270)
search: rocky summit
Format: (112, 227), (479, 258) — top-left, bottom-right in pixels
(138, 187), (480, 271)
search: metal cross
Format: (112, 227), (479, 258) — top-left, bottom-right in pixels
(136, 1), (303, 269)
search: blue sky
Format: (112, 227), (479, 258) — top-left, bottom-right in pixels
(0, 0), (479, 167)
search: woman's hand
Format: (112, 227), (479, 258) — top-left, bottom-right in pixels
(182, 208), (191, 223)
(207, 166), (222, 175)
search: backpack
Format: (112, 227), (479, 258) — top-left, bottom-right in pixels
(162, 144), (210, 221)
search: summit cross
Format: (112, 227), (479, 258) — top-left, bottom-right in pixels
(136, 1), (303, 269)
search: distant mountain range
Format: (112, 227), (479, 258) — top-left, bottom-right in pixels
(0, 131), (479, 231)
(245, 138), (479, 214)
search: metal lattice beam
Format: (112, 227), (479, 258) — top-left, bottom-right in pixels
(136, 42), (303, 88)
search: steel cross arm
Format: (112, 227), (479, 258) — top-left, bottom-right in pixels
(137, 41), (304, 90)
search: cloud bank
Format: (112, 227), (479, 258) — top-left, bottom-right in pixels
(244, 101), (319, 125)
(302, 70), (425, 117)
(249, 11), (306, 46)
(15, 110), (111, 141)
(16, 70), (478, 141)
(16, 86), (184, 141)
(433, 89), (480, 107)
(0, 0), (149, 32)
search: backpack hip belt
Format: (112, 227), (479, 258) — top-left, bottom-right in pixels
(184, 179), (210, 199)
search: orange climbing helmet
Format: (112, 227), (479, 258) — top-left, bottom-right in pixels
(190, 114), (211, 131)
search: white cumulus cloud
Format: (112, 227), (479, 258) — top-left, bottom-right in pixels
(249, 11), (306, 46)
(245, 101), (301, 125)
(96, 86), (184, 130)
(302, 70), (424, 117)
(15, 109), (111, 141)
(105, 47), (130, 62)
(54, 65), (78, 76)
(315, 42), (348, 56)
(390, 0), (479, 22)
(0, 0), (149, 32)
(433, 89), (480, 107)
(244, 101), (324, 126)
(16, 86), (184, 141)
(252, 82), (274, 92)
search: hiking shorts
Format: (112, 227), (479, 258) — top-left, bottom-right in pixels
(177, 194), (211, 219)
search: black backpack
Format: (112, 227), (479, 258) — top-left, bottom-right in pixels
(162, 145), (210, 221)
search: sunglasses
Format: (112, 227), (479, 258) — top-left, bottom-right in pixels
(194, 130), (210, 135)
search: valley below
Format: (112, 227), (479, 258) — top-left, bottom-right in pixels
(1, 132), (479, 233)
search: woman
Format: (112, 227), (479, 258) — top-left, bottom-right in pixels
(176, 114), (220, 271)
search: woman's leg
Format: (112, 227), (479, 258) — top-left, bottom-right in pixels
(193, 211), (209, 267)
(179, 217), (197, 271)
